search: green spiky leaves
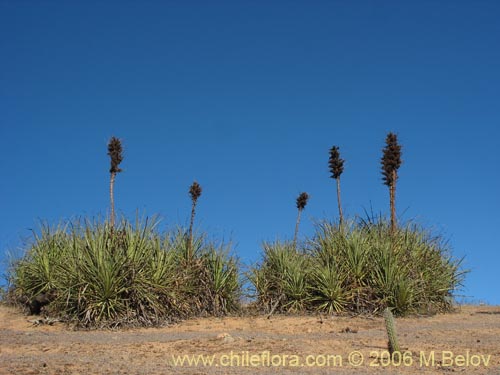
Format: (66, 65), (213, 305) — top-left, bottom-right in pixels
(329, 146), (344, 180)
(107, 137), (123, 174)
(8, 218), (241, 327)
(381, 133), (402, 187)
(296, 192), (309, 210)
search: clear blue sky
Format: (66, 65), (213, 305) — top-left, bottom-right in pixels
(1, 1), (499, 304)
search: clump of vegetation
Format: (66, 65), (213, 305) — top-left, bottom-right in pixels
(7, 217), (240, 327)
(5, 136), (240, 327)
(251, 132), (463, 316)
(250, 218), (464, 316)
(249, 241), (310, 314)
(5, 130), (466, 325)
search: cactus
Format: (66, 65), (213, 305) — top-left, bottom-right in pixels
(383, 307), (400, 354)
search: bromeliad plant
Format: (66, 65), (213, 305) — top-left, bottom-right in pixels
(187, 181), (202, 261)
(381, 133), (402, 233)
(250, 217), (465, 316)
(107, 137), (124, 230)
(293, 192), (309, 249)
(7, 217), (241, 327)
(199, 244), (241, 315)
(7, 130), (466, 323)
(329, 146), (345, 225)
(249, 241), (310, 314)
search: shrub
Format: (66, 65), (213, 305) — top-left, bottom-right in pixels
(7, 217), (241, 327)
(250, 217), (465, 316)
(249, 241), (311, 313)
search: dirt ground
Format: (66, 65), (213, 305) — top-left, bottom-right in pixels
(0, 304), (499, 375)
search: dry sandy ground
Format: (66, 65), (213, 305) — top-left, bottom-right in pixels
(0, 304), (499, 375)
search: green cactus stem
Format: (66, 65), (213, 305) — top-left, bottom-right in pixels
(383, 307), (400, 354)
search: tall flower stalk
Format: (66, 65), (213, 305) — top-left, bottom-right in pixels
(293, 192), (309, 249)
(107, 137), (123, 230)
(329, 146), (345, 225)
(187, 181), (202, 260)
(381, 132), (402, 232)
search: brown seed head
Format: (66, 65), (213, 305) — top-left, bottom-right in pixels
(296, 192), (309, 210)
(107, 137), (123, 174)
(329, 146), (344, 179)
(189, 181), (202, 202)
(381, 132), (402, 186)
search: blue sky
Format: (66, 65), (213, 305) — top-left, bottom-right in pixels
(1, 1), (499, 304)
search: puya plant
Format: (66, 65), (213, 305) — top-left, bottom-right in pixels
(328, 146), (345, 225)
(107, 136), (124, 230)
(187, 181), (202, 261)
(381, 133), (402, 233)
(293, 192), (309, 249)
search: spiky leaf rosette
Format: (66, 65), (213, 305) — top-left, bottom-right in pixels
(329, 146), (344, 179)
(381, 132), (402, 186)
(189, 181), (202, 202)
(107, 137), (123, 174)
(296, 192), (309, 210)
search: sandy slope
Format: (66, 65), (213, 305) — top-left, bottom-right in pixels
(0, 304), (499, 374)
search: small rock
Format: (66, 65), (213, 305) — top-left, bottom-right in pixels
(340, 327), (358, 333)
(217, 333), (235, 343)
